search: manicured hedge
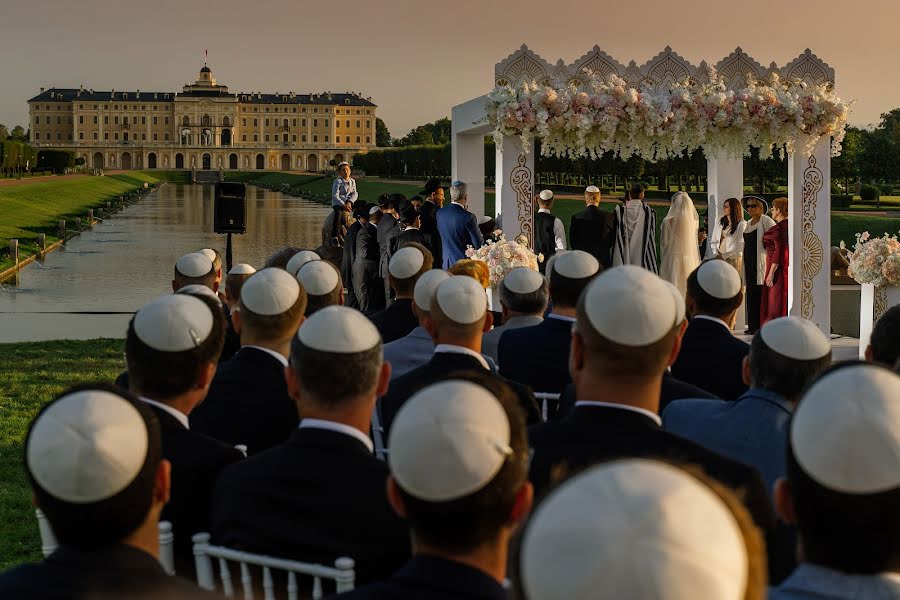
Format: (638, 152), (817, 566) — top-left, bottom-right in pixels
(36, 150), (75, 174)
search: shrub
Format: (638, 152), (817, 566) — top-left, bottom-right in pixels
(764, 182), (780, 193)
(860, 184), (879, 201)
(831, 194), (853, 209)
(880, 184), (894, 196)
(37, 150), (75, 174)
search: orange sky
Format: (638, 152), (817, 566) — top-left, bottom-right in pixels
(1, 0), (897, 137)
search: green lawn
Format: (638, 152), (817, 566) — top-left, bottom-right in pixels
(0, 339), (126, 569)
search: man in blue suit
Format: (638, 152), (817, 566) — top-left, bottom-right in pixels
(435, 181), (483, 270)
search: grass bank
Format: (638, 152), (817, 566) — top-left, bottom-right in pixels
(0, 339), (126, 569)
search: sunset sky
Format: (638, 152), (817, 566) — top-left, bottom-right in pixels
(2, 0), (898, 137)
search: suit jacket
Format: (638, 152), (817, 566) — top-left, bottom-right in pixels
(382, 326), (434, 380)
(436, 203), (483, 269)
(389, 228), (432, 260)
(771, 563), (900, 600)
(332, 555), (506, 600)
(481, 315), (544, 365)
(498, 317), (574, 396)
(212, 427), (410, 586)
(190, 347), (297, 455)
(0, 544), (219, 600)
(221, 304), (240, 363)
(354, 223), (386, 313)
(368, 298), (418, 344)
(380, 351), (541, 438)
(419, 200), (443, 268)
(570, 205), (615, 268)
(377, 216), (402, 284)
(341, 220), (363, 309)
(671, 316), (750, 400)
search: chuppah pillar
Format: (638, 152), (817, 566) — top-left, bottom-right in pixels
(787, 138), (831, 336)
(496, 135), (535, 246)
(451, 133), (485, 220)
(706, 155), (745, 331)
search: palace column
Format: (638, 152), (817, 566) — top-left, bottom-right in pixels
(707, 155), (746, 331)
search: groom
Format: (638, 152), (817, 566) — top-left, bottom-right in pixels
(612, 184), (658, 273)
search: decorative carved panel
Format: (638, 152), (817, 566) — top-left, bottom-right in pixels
(801, 154), (825, 320)
(716, 48), (766, 89)
(781, 49), (835, 86)
(495, 45), (554, 87)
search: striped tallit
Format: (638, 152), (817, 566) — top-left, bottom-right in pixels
(613, 203), (658, 274)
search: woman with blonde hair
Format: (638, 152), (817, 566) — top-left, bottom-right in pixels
(659, 191), (701, 297)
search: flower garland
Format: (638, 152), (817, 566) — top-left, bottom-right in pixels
(487, 65), (851, 162)
(848, 231), (900, 287)
(465, 231), (543, 287)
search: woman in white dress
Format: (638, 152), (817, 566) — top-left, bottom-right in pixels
(716, 197), (747, 280)
(659, 191), (701, 298)
(741, 197), (776, 334)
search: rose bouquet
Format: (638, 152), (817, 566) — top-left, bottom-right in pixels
(465, 231), (543, 287)
(848, 231), (900, 287)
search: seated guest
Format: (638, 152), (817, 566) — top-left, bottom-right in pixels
(125, 294), (243, 575)
(0, 386), (218, 599)
(671, 259), (749, 400)
(191, 268), (307, 455)
(369, 244), (433, 343)
(285, 250), (321, 277)
(172, 252), (217, 293)
(296, 260), (343, 316)
(866, 305), (900, 367)
(665, 316), (832, 495)
(514, 459), (765, 600)
(220, 263), (256, 362)
(771, 364), (900, 599)
(264, 246), (302, 270)
(199, 248), (223, 289)
(448, 258), (490, 288)
(481, 267), (547, 365)
(382, 270), (450, 379)
(381, 275), (541, 436)
(499, 251), (600, 399)
(334, 378), (533, 599)
(212, 306), (409, 587)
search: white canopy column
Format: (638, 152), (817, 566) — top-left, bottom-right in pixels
(707, 155), (746, 331)
(451, 96), (490, 223)
(495, 136), (535, 245)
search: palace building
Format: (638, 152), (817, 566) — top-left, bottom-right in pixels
(27, 64), (377, 172)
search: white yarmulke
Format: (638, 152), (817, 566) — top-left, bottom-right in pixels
(539, 189), (554, 201)
(663, 279), (686, 324)
(792, 365), (900, 494)
(175, 252), (213, 278)
(697, 260), (742, 299)
(389, 380), (512, 501)
(241, 268), (301, 316)
(297, 260), (340, 296)
(297, 305), (380, 353)
(389, 246), (425, 279)
(520, 459), (748, 600)
(759, 317), (830, 360)
(27, 390), (150, 503)
(545, 251), (567, 279)
(414, 270), (451, 310)
(199, 248), (217, 263)
(585, 185), (600, 194)
(434, 275), (487, 325)
(552, 250), (600, 280)
(135, 294), (214, 351)
(583, 266), (679, 346)
(369, 206), (381, 215)
(478, 215), (493, 225)
(229, 263), (256, 276)
(502, 267), (544, 295)
(286, 250), (321, 276)
(176, 284), (223, 307)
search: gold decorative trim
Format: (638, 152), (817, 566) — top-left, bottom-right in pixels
(510, 153), (534, 248)
(874, 286), (889, 322)
(801, 154), (824, 320)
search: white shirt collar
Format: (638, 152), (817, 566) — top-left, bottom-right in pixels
(402, 225), (419, 231)
(434, 344), (490, 370)
(547, 313), (576, 323)
(574, 401), (662, 426)
(692, 314), (731, 331)
(244, 345), (289, 367)
(538, 208), (552, 214)
(298, 418), (374, 453)
(140, 397), (190, 429)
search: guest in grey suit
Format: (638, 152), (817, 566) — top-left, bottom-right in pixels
(482, 268), (547, 365)
(383, 270), (451, 379)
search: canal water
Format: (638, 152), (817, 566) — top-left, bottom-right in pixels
(0, 184), (330, 343)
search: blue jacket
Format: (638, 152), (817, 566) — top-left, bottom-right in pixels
(382, 326), (434, 380)
(436, 203), (483, 269)
(498, 316), (574, 396)
(770, 563), (900, 599)
(671, 316), (750, 400)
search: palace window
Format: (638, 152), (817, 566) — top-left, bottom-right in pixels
(336, 121), (340, 128)
(302, 119), (306, 127)
(153, 117), (157, 125)
(104, 105), (108, 110)
(313, 108), (318, 113)
(93, 132), (98, 140)
(153, 105), (157, 110)
(313, 135), (318, 142)
(79, 104), (83, 109)
(366, 136), (371, 144)
(114, 133), (118, 140)
(313, 119), (318, 127)
(58, 133), (63, 140)
(292, 119), (297, 126)
(292, 134), (297, 142)
(141, 117), (146, 125)
(182, 116), (189, 126)
(356, 136), (361, 143)
(142, 133), (146, 141)
(34, 132), (39, 140)
(292, 108), (297, 113)
(265, 135), (269, 142)
(34, 115), (39, 124)
(274, 107), (279, 113)
(114, 105), (118, 110)
(93, 105), (98, 110)
(346, 136), (350, 143)
(324, 119), (329, 127)
(366, 120), (371, 128)
(153, 133), (158, 141)
(164, 117), (169, 125)
(356, 120), (360, 128)
(242, 134), (247, 142)
(356, 110), (361, 114)
(366, 110), (371, 114)
(164, 133), (169, 141)
(242, 119), (246, 126)
(274, 134), (279, 142)
(114, 117), (119, 125)
(94, 116), (98, 124)
(254, 134), (258, 141)
(79, 132), (83, 140)
(346, 120), (350, 127)
(302, 108), (306, 113)
(265, 119), (269, 127)
(253, 118), (258, 126)
(123, 117), (128, 126)
(325, 135), (329, 142)
(46, 116), (51, 124)
(104, 116), (109, 125)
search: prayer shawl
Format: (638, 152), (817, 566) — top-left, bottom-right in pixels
(612, 202), (658, 274)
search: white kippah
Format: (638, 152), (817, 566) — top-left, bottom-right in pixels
(297, 305), (380, 353)
(792, 364), (900, 494)
(286, 250), (321, 276)
(135, 294), (214, 351)
(369, 206), (381, 215)
(583, 266), (679, 346)
(539, 189), (554, 201)
(414, 270), (451, 310)
(478, 215), (493, 225)
(520, 459), (748, 600)
(26, 390), (150, 503)
(176, 284), (222, 307)
(697, 260), (741, 299)
(228, 263), (256, 276)
(759, 317), (830, 360)
(585, 185), (600, 194)
(434, 275), (487, 324)
(297, 261), (340, 296)
(241, 268), (301, 315)
(502, 267), (544, 295)
(338, 161), (350, 168)
(199, 248), (217, 263)
(389, 246), (425, 279)
(545, 251), (566, 279)
(389, 380), (512, 502)
(552, 250), (600, 280)
(176, 252), (213, 278)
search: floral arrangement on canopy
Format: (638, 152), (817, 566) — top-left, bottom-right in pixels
(848, 231), (900, 287)
(466, 231), (543, 287)
(486, 65), (851, 161)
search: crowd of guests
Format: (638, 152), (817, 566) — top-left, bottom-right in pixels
(3, 175), (900, 600)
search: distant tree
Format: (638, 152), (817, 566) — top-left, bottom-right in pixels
(375, 118), (391, 147)
(9, 125), (27, 142)
(831, 126), (863, 192)
(0, 124), (7, 142)
(859, 128), (898, 184)
(396, 117), (452, 146)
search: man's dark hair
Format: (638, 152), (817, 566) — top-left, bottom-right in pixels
(289, 336), (382, 409)
(396, 371), (528, 553)
(264, 246), (302, 270)
(378, 194), (396, 211)
(126, 294), (226, 399)
(749, 334), (831, 401)
(629, 183), (645, 199)
(549, 269), (597, 309)
(499, 277), (549, 315)
(870, 305), (900, 366)
(686, 260), (743, 318)
(26, 383), (163, 548)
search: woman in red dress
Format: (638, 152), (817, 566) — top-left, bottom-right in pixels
(761, 197), (789, 325)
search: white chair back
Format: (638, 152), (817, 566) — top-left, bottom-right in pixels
(192, 532), (355, 600)
(534, 392), (561, 422)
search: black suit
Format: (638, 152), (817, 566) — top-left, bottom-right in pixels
(145, 403), (243, 576)
(380, 351), (542, 438)
(341, 220), (364, 309)
(498, 317), (573, 396)
(354, 223), (386, 313)
(190, 347), (297, 455)
(570, 205), (615, 268)
(0, 544), (219, 600)
(419, 200), (442, 268)
(389, 228), (432, 260)
(671, 317), (750, 400)
(212, 427), (410, 586)
(221, 304), (240, 363)
(368, 298), (418, 344)
(377, 216), (402, 302)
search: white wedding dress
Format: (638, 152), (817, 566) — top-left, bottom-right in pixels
(659, 192), (701, 298)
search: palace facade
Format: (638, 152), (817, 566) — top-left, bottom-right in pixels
(27, 64), (377, 171)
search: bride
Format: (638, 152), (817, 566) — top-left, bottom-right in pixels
(660, 191), (701, 297)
